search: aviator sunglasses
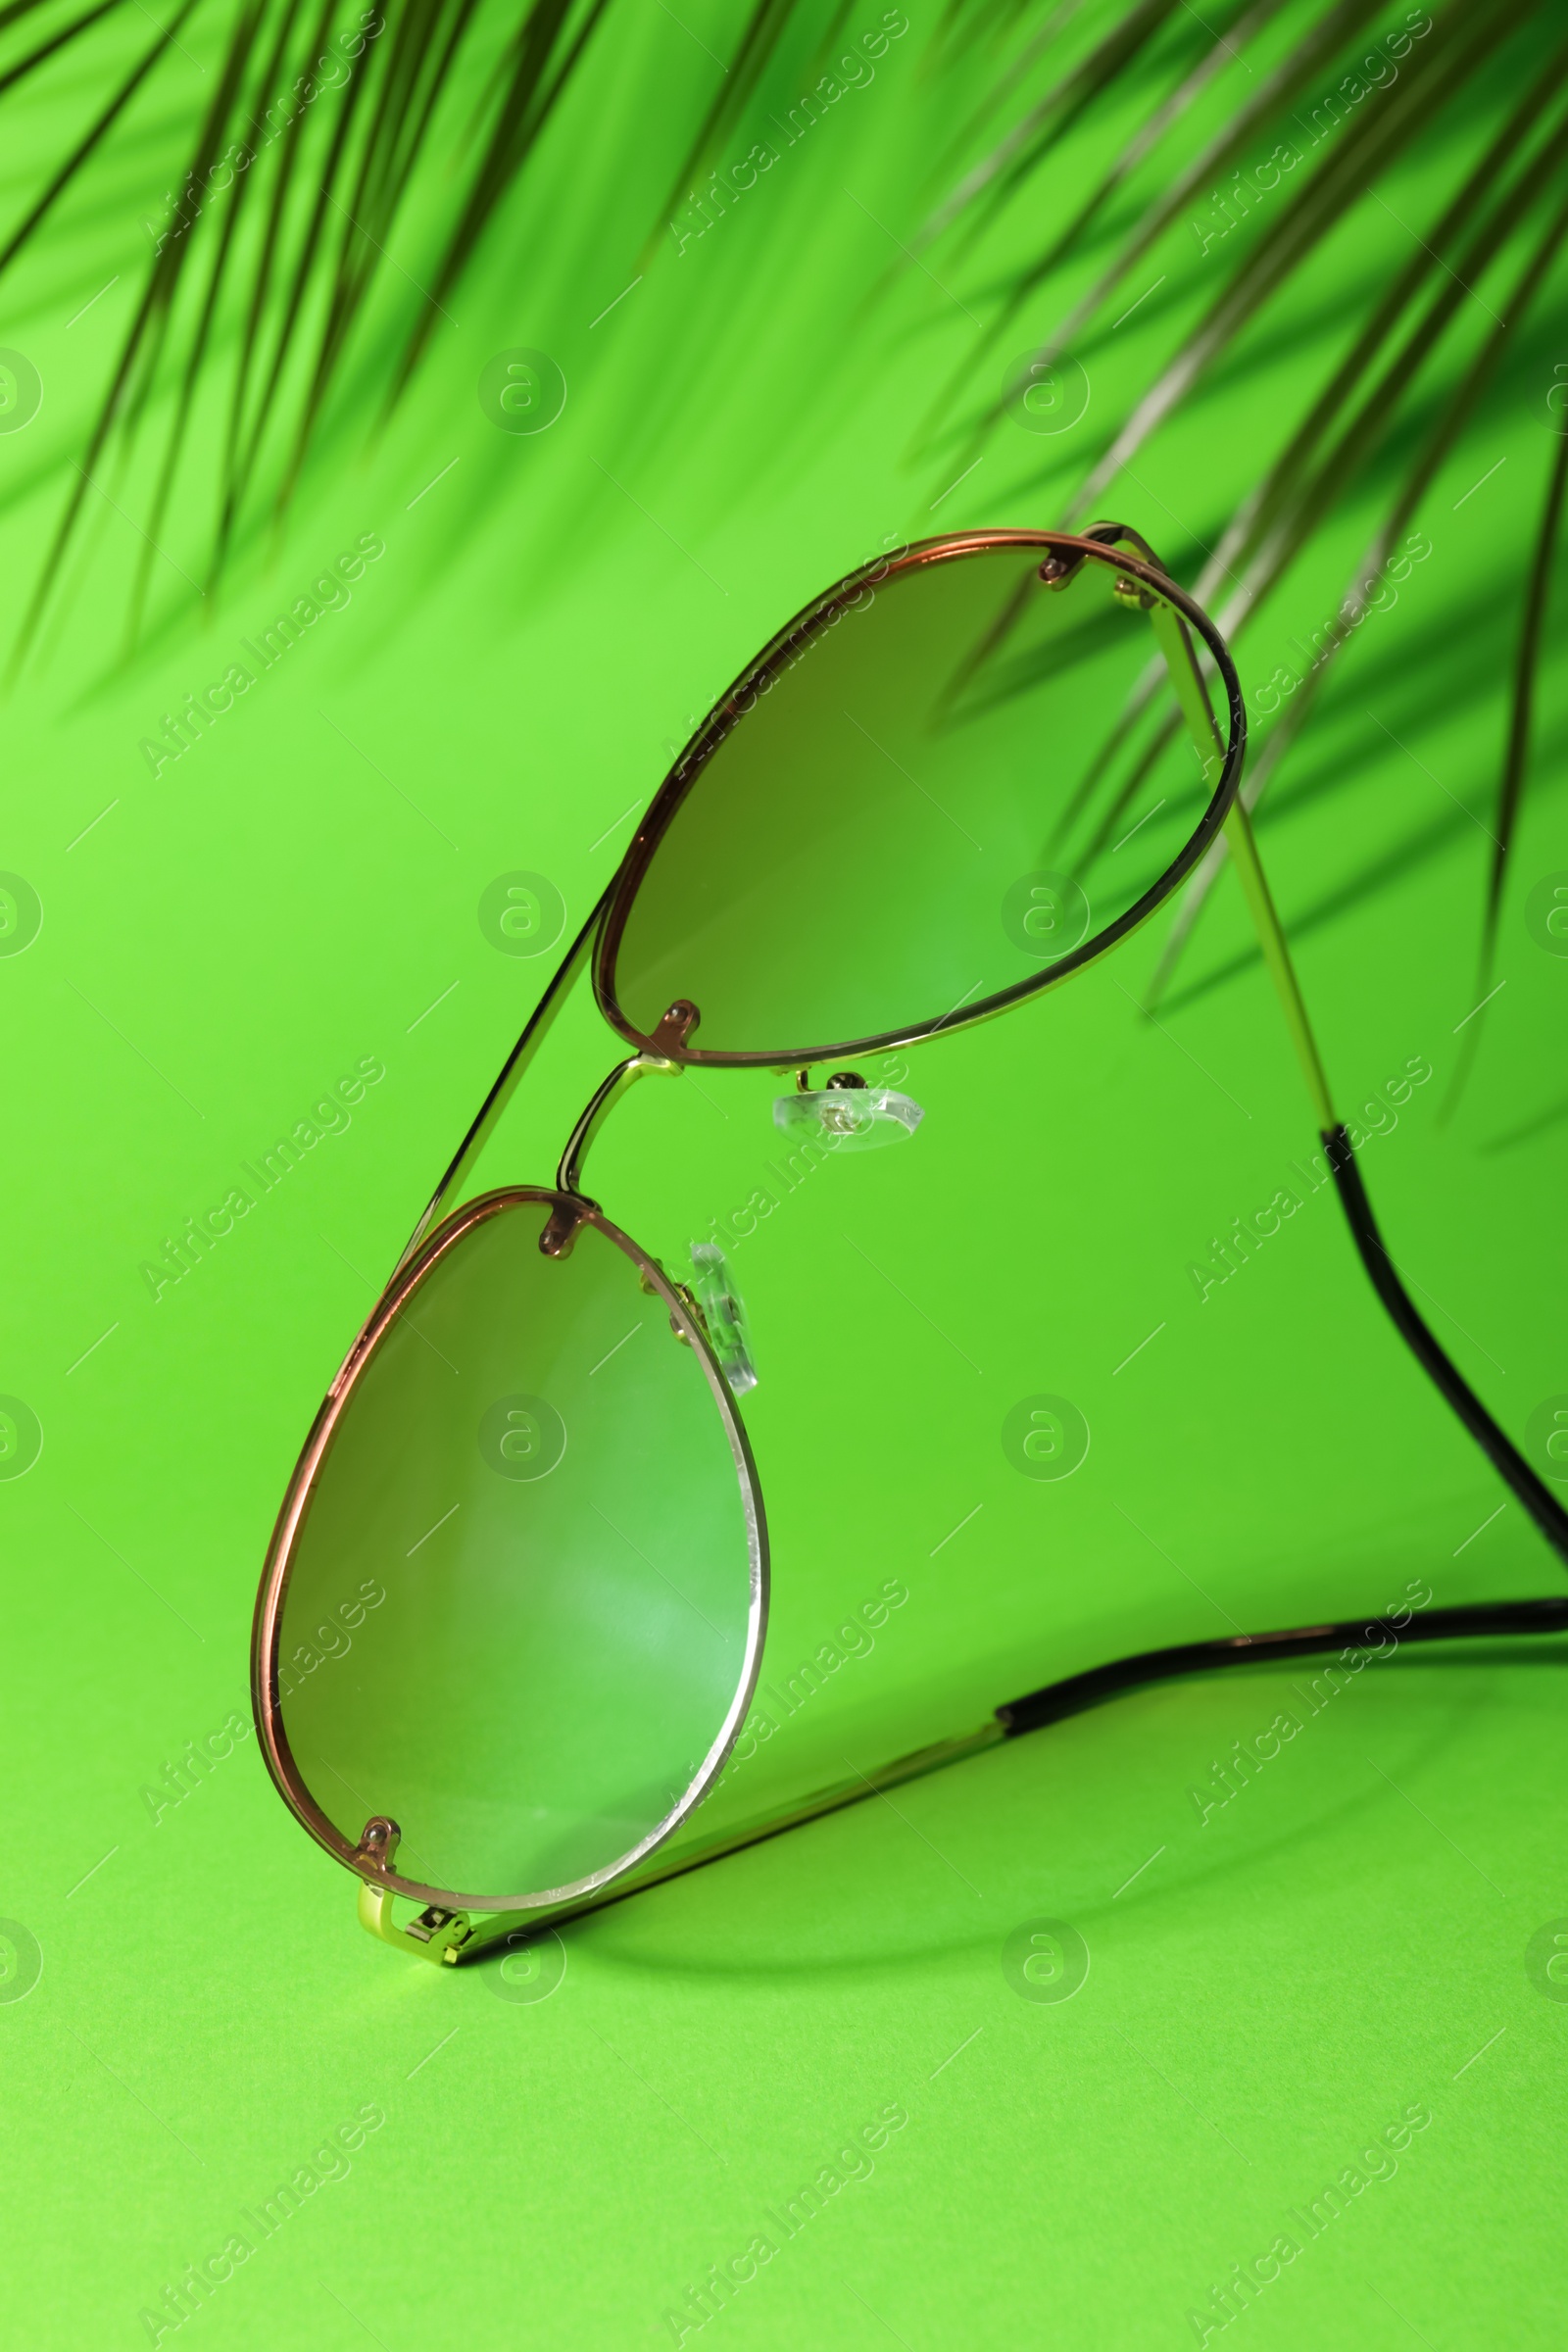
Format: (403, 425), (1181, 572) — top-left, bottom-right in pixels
(251, 523), (1568, 1971)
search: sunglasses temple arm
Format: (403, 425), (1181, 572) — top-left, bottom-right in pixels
(392, 884), (614, 1279)
(1147, 597), (1338, 1126)
(1156, 604), (1568, 1569)
(1219, 802), (1334, 1124)
(424, 1584), (1568, 1967)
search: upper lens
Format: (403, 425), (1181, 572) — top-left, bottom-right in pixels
(258, 1194), (764, 1911)
(599, 536), (1239, 1062)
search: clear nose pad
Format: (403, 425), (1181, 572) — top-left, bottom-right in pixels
(689, 1244), (758, 1397)
(772, 1073), (924, 1152)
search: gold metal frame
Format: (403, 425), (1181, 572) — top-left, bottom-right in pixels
(253, 519), (1257, 1962)
(592, 528), (1249, 1068)
(251, 516), (1567, 1969)
(251, 1184), (769, 1919)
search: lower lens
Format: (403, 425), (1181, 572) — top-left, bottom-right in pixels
(262, 1195), (763, 1908)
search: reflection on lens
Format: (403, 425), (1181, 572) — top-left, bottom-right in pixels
(266, 1196), (762, 1908)
(606, 540), (1232, 1060)
(477, 1394), (567, 1480)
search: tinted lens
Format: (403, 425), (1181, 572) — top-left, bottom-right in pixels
(603, 540), (1234, 1060)
(262, 1196), (762, 1908)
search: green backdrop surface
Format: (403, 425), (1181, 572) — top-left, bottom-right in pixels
(4, 1), (1566, 2343)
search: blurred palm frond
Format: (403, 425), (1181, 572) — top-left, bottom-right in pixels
(915, 0), (1568, 1042)
(11, 0), (1568, 1055)
(5, 0), (816, 660)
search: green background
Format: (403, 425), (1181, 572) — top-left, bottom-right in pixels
(4, 1), (1566, 2342)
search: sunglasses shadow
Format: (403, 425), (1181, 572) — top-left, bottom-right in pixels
(479, 1639), (1568, 1988)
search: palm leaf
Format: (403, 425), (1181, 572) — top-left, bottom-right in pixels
(1486, 432), (1568, 960)
(9, 0), (1568, 1107)
(7, 0), (639, 660)
(1440, 425), (1568, 1115)
(1144, 133), (1568, 1014)
(903, 0), (1568, 1081)
(7, 0), (886, 657)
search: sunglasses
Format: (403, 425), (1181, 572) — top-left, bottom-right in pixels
(251, 524), (1568, 1970)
